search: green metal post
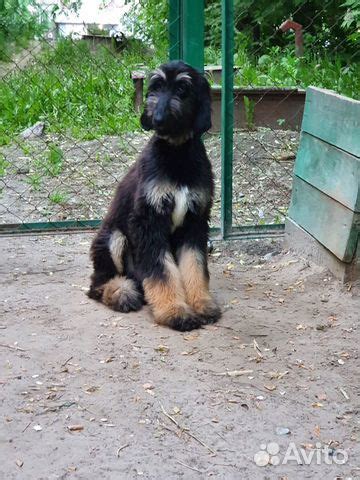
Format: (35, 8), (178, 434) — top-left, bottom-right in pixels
(169, 0), (182, 61)
(169, 0), (204, 71)
(182, 0), (204, 71)
(221, 0), (234, 239)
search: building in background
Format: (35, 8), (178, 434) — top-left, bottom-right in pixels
(36, 0), (133, 38)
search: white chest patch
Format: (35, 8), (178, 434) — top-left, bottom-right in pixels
(172, 186), (190, 230)
(145, 179), (209, 230)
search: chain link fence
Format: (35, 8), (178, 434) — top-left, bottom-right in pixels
(218, 0), (359, 233)
(0, 0), (168, 231)
(0, 0), (359, 236)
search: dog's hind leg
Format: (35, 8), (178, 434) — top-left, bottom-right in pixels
(101, 275), (143, 312)
(88, 228), (143, 312)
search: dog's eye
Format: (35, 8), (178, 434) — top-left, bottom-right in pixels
(177, 84), (189, 97)
(151, 80), (164, 91)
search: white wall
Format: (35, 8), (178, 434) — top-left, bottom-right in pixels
(37, 0), (133, 36)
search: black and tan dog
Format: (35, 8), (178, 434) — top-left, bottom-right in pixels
(88, 60), (221, 331)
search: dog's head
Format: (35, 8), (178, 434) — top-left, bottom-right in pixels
(140, 60), (212, 141)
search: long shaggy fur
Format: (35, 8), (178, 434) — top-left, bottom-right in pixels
(88, 60), (221, 331)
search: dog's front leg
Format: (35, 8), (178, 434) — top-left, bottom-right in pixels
(143, 252), (205, 331)
(132, 216), (203, 331)
(176, 216), (221, 325)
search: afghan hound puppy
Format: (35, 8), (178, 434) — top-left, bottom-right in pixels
(88, 60), (221, 331)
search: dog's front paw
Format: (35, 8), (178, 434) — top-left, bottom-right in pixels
(199, 300), (222, 325)
(169, 314), (203, 332)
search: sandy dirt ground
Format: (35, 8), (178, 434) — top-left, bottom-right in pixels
(0, 233), (359, 480)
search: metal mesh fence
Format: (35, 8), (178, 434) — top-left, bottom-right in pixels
(0, 0), (359, 236)
(0, 0), (169, 231)
(218, 0), (359, 231)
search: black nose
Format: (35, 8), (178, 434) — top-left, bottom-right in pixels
(153, 112), (165, 127)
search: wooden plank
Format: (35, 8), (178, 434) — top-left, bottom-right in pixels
(301, 87), (360, 157)
(285, 217), (360, 283)
(295, 133), (360, 212)
(289, 176), (359, 262)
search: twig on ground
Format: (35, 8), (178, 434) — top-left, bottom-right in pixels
(160, 422), (178, 435)
(61, 356), (73, 368)
(253, 339), (263, 359)
(176, 459), (204, 474)
(215, 325), (236, 331)
(77, 404), (97, 416)
(37, 401), (76, 415)
(185, 430), (216, 455)
(160, 403), (182, 428)
(22, 421), (32, 433)
(213, 370), (253, 377)
(116, 443), (129, 457)
(0, 343), (26, 352)
(339, 387), (350, 400)
(159, 403), (216, 455)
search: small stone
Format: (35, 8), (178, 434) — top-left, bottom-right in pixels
(143, 383), (154, 390)
(16, 166), (30, 174)
(20, 121), (45, 139)
(67, 425), (84, 432)
(276, 426), (290, 435)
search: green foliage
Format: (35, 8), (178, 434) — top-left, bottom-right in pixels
(0, 38), (161, 144)
(45, 144), (64, 177)
(124, 0), (168, 59)
(342, 0), (360, 43)
(203, 40), (360, 100)
(0, 0), (358, 149)
(87, 24), (111, 37)
(49, 190), (68, 204)
(26, 173), (42, 190)
(243, 96), (255, 130)
(232, 46), (360, 100)
(204, 46), (221, 65)
(0, 153), (9, 176)
(0, 0), (48, 61)
(205, 0), (358, 58)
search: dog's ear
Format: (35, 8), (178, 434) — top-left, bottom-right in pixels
(193, 74), (212, 135)
(140, 105), (153, 131)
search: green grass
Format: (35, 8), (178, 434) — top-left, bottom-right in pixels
(0, 153), (9, 176)
(49, 190), (68, 204)
(0, 38), (162, 145)
(1, 38), (359, 149)
(44, 144), (64, 177)
(243, 95), (255, 130)
(26, 173), (42, 191)
(24, 143), (65, 190)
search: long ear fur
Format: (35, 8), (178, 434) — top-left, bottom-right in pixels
(140, 105), (153, 131)
(193, 74), (212, 135)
